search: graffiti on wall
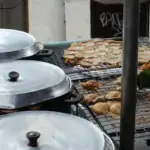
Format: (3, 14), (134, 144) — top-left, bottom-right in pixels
(99, 12), (123, 37)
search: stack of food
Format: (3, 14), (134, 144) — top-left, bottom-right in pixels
(80, 79), (121, 119)
(80, 77), (150, 119)
(64, 39), (150, 69)
(140, 62), (150, 70)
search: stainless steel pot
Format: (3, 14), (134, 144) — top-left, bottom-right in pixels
(0, 111), (105, 150)
(0, 29), (43, 61)
(0, 60), (82, 110)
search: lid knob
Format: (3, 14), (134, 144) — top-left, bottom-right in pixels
(26, 131), (40, 147)
(8, 71), (19, 82)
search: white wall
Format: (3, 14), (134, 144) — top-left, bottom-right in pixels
(29, 0), (66, 42)
(29, 0), (91, 42)
(65, 0), (91, 41)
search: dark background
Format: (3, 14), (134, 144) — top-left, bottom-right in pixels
(91, 0), (149, 38)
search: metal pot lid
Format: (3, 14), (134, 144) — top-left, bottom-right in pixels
(0, 111), (105, 150)
(0, 29), (43, 60)
(0, 60), (71, 109)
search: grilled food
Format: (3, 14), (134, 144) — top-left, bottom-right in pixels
(64, 39), (122, 68)
(110, 102), (121, 115)
(90, 102), (109, 114)
(83, 94), (105, 104)
(116, 85), (122, 91)
(80, 80), (102, 90)
(107, 101), (116, 106)
(105, 91), (121, 100)
(110, 102), (121, 118)
(147, 94), (150, 101)
(64, 39), (150, 68)
(140, 62), (150, 70)
(90, 100), (121, 118)
(114, 76), (122, 85)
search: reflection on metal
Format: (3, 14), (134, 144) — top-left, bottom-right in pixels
(120, 0), (140, 150)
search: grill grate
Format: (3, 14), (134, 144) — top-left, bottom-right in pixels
(23, 37), (150, 75)
(26, 37), (150, 149)
(73, 104), (117, 150)
(41, 37), (150, 74)
(72, 74), (150, 149)
(43, 48), (76, 74)
(42, 48), (113, 74)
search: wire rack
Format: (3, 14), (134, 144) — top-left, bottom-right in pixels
(71, 104), (117, 150)
(43, 47), (125, 74)
(26, 37), (150, 149)
(43, 48), (75, 74)
(40, 37), (149, 75)
(71, 73), (150, 150)
(22, 37), (150, 75)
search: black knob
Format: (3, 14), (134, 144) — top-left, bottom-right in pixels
(8, 71), (19, 82)
(146, 139), (150, 146)
(26, 131), (40, 147)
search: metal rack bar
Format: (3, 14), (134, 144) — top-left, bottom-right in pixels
(120, 0), (140, 150)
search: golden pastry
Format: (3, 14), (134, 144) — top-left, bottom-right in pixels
(90, 102), (109, 114)
(105, 91), (121, 100)
(80, 80), (102, 90)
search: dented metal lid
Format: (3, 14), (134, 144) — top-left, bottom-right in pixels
(0, 29), (43, 60)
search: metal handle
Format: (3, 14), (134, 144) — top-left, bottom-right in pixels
(64, 92), (83, 105)
(37, 49), (54, 56)
(26, 131), (40, 147)
(35, 42), (44, 51)
(8, 71), (19, 82)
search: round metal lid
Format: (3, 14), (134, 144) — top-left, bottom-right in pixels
(0, 60), (71, 109)
(0, 111), (105, 150)
(0, 29), (42, 60)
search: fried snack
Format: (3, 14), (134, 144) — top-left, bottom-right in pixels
(147, 94), (150, 101)
(64, 39), (150, 68)
(64, 39), (122, 68)
(107, 101), (115, 106)
(80, 80), (102, 90)
(90, 102), (109, 114)
(114, 76), (122, 85)
(110, 102), (121, 118)
(110, 102), (121, 115)
(116, 86), (122, 91)
(140, 62), (150, 71)
(105, 91), (121, 100)
(83, 94), (105, 104)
